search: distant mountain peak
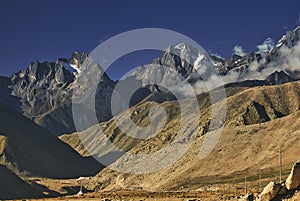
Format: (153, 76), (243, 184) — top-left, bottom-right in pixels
(274, 26), (300, 49)
(175, 42), (196, 52)
(59, 51), (88, 77)
(8, 52), (115, 135)
(266, 70), (293, 85)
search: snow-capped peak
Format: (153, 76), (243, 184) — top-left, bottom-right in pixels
(174, 42), (200, 57)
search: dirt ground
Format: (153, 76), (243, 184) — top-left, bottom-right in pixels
(11, 180), (264, 201)
(11, 170), (288, 201)
(12, 191), (233, 201)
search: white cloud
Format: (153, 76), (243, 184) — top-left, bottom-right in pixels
(276, 41), (300, 71)
(257, 38), (274, 53)
(240, 40), (300, 81)
(232, 45), (246, 56)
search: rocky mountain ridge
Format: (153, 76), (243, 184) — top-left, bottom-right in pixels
(7, 52), (116, 135)
(2, 26), (300, 136)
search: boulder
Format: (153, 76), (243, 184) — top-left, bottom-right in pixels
(259, 182), (281, 201)
(285, 160), (300, 190)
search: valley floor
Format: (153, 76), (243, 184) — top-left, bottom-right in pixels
(11, 171), (290, 201)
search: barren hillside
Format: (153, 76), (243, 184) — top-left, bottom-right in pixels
(61, 81), (300, 192)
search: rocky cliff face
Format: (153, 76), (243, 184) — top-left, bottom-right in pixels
(10, 60), (74, 118)
(9, 52), (116, 135)
(130, 42), (214, 87)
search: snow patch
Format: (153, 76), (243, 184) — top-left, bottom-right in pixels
(70, 64), (82, 75)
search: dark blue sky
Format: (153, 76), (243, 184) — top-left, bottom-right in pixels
(1, 0), (300, 79)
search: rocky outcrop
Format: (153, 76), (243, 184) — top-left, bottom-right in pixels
(258, 182), (282, 201)
(9, 52), (116, 135)
(10, 60), (74, 118)
(257, 160), (300, 201)
(285, 160), (300, 190)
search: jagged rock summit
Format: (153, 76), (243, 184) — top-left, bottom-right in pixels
(9, 52), (115, 135)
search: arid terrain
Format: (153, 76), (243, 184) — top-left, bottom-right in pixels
(3, 80), (299, 201)
(1, 24), (300, 201)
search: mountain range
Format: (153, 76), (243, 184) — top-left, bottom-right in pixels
(3, 26), (300, 137)
(1, 26), (300, 199)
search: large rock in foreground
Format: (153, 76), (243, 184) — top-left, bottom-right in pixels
(285, 160), (300, 190)
(258, 182), (281, 201)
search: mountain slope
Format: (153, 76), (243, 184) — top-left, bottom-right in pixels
(60, 71), (297, 157)
(0, 164), (44, 200)
(0, 75), (21, 111)
(34, 103), (78, 136)
(94, 109), (300, 192)
(62, 80), (300, 191)
(0, 101), (103, 179)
